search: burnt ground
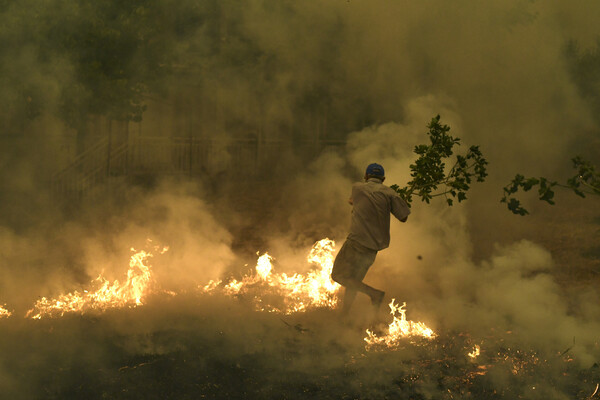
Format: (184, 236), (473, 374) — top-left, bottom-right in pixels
(1, 291), (600, 400)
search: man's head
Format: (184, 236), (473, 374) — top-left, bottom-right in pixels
(365, 163), (385, 181)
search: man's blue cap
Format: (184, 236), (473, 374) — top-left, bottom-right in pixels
(366, 163), (385, 177)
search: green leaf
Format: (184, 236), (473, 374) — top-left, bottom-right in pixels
(391, 115), (487, 209)
(507, 198), (529, 215)
(522, 177), (540, 191)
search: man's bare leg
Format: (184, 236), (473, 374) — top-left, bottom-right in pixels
(340, 279), (385, 314)
(341, 287), (358, 315)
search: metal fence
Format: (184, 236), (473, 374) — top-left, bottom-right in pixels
(52, 136), (345, 201)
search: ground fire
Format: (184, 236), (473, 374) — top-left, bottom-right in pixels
(0, 305), (11, 318)
(365, 299), (436, 350)
(25, 247), (166, 319)
(468, 344), (481, 359)
(2, 236), (599, 398)
(13, 238), (439, 350)
(202, 238), (339, 314)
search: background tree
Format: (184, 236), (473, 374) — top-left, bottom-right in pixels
(0, 0), (207, 145)
(565, 39), (600, 127)
(50, 0), (196, 148)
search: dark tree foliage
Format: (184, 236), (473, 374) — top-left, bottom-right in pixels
(565, 39), (600, 126)
(0, 0), (378, 141)
(391, 115), (488, 207)
(51, 0), (188, 125)
(0, 0), (208, 130)
(501, 157), (600, 215)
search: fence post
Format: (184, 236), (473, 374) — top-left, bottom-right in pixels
(106, 120), (112, 178)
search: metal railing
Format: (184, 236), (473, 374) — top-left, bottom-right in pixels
(52, 136), (346, 201)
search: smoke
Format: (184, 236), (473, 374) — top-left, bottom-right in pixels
(2, 0), (599, 228)
(78, 179), (235, 291)
(1, 0), (600, 398)
(337, 96), (600, 365)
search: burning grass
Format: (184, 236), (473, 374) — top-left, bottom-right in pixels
(203, 238), (340, 314)
(11, 236), (435, 354)
(0, 304), (11, 318)
(1, 238), (599, 398)
(25, 247), (166, 319)
(365, 300), (436, 350)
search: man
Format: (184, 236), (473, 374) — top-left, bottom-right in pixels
(331, 163), (410, 316)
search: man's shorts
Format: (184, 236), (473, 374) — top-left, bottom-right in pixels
(331, 239), (378, 283)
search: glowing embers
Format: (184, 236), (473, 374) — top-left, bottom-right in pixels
(497, 348), (541, 376)
(365, 299), (436, 349)
(26, 248), (162, 319)
(204, 238), (340, 314)
(468, 344), (481, 359)
(0, 305), (12, 318)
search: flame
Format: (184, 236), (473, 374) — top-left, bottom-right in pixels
(468, 344), (481, 359)
(26, 249), (157, 319)
(365, 299), (436, 349)
(255, 253), (273, 280)
(0, 305), (12, 319)
(203, 238), (340, 313)
(203, 279), (222, 292)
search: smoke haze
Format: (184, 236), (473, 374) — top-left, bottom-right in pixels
(1, 0), (600, 398)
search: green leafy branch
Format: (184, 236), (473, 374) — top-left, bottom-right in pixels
(501, 156), (600, 215)
(391, 115), (488, 207)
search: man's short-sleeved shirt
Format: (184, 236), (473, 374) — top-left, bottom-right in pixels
(347, 178), (410, 251)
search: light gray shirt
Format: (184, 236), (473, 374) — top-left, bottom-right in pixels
(347, 178), (410, 251)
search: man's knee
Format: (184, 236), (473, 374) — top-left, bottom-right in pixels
(331, 269), (343, 285)
(331, 270), (358, 288)
(331, 269), (350, 286)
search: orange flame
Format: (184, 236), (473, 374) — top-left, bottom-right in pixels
(365, 299), (436, 349)
(26, 249), (157, 319)
(0, 305), (12, 319)
(468, 344), (481, 359)
(203, 239), (340, 313)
